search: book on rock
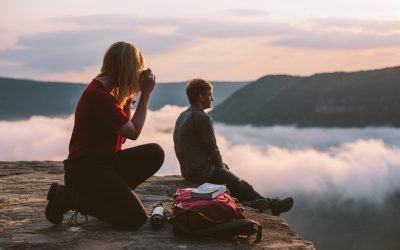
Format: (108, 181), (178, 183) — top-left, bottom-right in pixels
(191, 183), (227, 199)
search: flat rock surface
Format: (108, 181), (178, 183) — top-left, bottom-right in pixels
(0, 161), (315, 249)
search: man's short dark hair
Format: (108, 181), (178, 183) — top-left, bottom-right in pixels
(185, 78), (213, 105)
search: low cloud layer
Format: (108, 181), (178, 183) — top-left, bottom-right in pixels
(1, 105), (400, 203)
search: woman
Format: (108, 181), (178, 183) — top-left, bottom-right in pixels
(45, 41), (164, 229)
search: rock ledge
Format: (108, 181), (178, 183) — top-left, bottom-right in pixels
(0, 161), (315, 249)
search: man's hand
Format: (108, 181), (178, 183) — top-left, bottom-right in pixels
(139, 68), (156, 95)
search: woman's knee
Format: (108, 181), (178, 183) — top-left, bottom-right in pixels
(146, 143), (165, 168)
(109, 194), (148, 230)
(121, 196), (148, 229)
(120, 212), (148, 230)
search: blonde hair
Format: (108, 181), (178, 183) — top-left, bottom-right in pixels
(185, 78), (213, 105)
(97, 41), (145, 105)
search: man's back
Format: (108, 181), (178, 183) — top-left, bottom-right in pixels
(173, 106), (222, 182)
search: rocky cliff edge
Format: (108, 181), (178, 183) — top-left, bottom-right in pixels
(0, 161), (315, 249)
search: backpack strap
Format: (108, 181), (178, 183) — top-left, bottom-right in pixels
(197, 219), (263, 242)
(169, 216), (263, 242)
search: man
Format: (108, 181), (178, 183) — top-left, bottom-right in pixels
(173, 78), (293, 216)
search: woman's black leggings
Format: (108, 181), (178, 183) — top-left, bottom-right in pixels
(64, 143), (164, 229)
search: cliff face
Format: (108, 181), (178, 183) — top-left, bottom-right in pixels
(0, 161), (314, 249)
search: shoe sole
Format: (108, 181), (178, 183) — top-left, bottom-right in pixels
(283, 198), (294, 212)
(271, 198), (294, 216)
(45, 183), (63, 225)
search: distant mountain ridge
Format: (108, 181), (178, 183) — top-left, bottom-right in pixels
(0, 77), (246, 120)
(0, 78), (85, 120)
(210, 66), (400, 127)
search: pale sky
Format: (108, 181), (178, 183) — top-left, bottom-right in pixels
(0, 0), (399, 82)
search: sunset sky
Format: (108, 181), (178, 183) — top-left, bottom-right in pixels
(0, 0), (399, 82)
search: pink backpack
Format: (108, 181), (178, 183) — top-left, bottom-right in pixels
(171, 188), (262, 241)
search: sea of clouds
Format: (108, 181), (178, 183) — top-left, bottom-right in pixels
(1, 105), (400, 203)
